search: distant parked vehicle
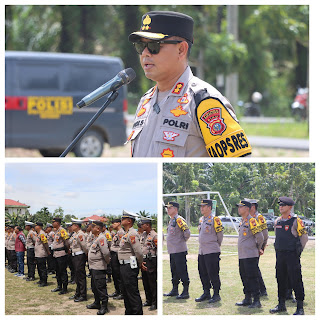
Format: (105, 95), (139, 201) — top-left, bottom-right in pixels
(218, 215), (241, 229)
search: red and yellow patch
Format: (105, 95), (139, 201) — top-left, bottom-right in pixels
(127, 130), (135, 142)
(79, 235), (83, 241)
(137, 106), (146, 117)
(177, 93), (189, 104)
(100, 239), (105, 246)
(170, 105), (188, 117)
(130, 235), (136, 244)
(154, 238), (158, 247)
(172, 82), (184, 94)
(200, 108), (226, 135)
(259, 215), (266, 224)
(161, 148), (174, 157)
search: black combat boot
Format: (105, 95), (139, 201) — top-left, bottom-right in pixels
(97, 301), (109, 315)
(51, 286), (62, 292)
(270, 299), (287, 313)
(86, 301), (101, 309)
(163, 284), (179, 297)
(58, 284), (68, 295)
(248, 295), (261, 308)
(293, 300), (304, 315)
(235, 294), (252, 306)
(209, 291), (221, 304)
(176, 283), (189, 299)
(195, 290), (211, 302)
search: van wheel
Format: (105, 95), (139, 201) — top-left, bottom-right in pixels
(73, 130), (104, 157)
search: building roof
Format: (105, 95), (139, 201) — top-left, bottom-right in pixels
(5, 199), (30, 208)
(83, 215), (107, 222)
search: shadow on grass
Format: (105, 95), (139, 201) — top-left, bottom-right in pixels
(195, 301), (222, 309)
(163, 297), (189, 304)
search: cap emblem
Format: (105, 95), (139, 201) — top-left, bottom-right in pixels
(142, 15), (151, 30)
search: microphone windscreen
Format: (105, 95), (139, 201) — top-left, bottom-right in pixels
(124, 68), (136, 83)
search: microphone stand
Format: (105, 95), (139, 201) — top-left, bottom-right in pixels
(59, 90), (119, 157)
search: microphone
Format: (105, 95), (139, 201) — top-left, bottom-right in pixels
(76, 68), (136, 108)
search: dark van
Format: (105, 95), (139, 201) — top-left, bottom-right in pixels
(5, 51), (128, 157)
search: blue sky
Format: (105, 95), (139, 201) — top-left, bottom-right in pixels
(5, 162), (158, 218)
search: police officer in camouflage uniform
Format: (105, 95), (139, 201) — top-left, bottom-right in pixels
(247, 199), (268, 296)
(51, 217), (70, 295)
(109, 218), (125, 300)
(34, 222), (50, 287)
(270, 197), (308, 315)
(163, 201), (191, 299)
(86, 220), (110, 315)
(235, 200), (264, 309)
(69, 218), (88, 302)
(24, 221), (36, 281)
(140, 217), (157, 310)
(118, 210), (144, 315)
(195, 199), (223, 304)
(126, 11), (251, 158)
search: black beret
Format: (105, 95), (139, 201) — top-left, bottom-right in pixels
(165, 201), (179, 209)
(199, 199), (212, 206)
(92, 220), (104, 228)
(129, 11), (194, 43)
(112, 218), (121, 223)
(140, 217), (153, 224)
(36, 222), (43, 227)
(52, 217), (62, 223)
(278, 196), (295, 206)
(236, 200), (252, 208)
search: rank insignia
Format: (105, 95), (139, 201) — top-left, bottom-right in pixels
(100, 239), (105, 246)
(79, 235), (83, 241)
(285, 225), (289, 231)
(137, 106), (146, 117)
(130, 236), (136, 244)
(142, 98), (151, 107)
(161, 148), (174, 157)
(163, 131), (179, 141)
(177, 93), (189, 104)
(141, 15), (151, 30)
(172, 82), (184, 94)
(170, 106), (188, 117)
(200, 107), (226, 135)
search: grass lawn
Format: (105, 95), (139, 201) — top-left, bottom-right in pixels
(5, 266), (156, 315)
(241, 121), (309, 139)
(163, 237), (315, 315)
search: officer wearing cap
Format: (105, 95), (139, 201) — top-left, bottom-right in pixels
(51, 217), (70, 295)
(270, 196), (308, 315)
(140, 217), (157, 311)
(34, 222), (50, 287)
(86, 220), (95, 278)
(118, 210), (144, 315)
(102, 224), (113, 283)
(235, 200), (264, 309)
(246, 199), (268, 296)
(195, 199), (223, 304)
(109, 218), (125, 300)
(45, 223), (56, 274)
(24, 221), (36, 281)
(6, 225), (17, 273)
(66, 222), (76, 284)
(127, 11), (251, 158)
(163, 201), (191, 299)
(86, 220), (110, 315)
(69, 218), (88, 302)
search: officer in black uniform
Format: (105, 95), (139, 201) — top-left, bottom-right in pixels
(270, 196), (308, 315)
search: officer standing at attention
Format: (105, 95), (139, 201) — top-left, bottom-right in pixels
(69, 218), (88, 302)
(270, 197), (308, 315)
(163, 201), (191, 299)
(86, 220), (95, 278)
(102, 224), (113, 283)
(86, 220), (111, 315)
(140, 217), (158, 311)
(118, 210), (144, 315)
(51, 217), (70, 295)
(126, 11), (251, 158)
(247, 199), (268, 296)
(34, 222), (50, 287)
(66, 222), (75, 284)
(235, 200), (264, 309)
(24, 221), (36, 281)
(45, 223), (56, 275)
(6, 225), (17, 273)
(195, 199), (223, 304)
(109, 218), (125, 300)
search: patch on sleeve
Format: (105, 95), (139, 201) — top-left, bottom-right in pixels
(196, 97), (252, 157)
(106, 233), (112, 241)
(100, 239), (105, 246)
(297, 218), (307, 236)
(258, 215), (267, 231)
(40, 234), (48, 244)
(79, 235), (83, 242)
(153, 238), (158, 247)
(249, 218), (260, 235)
(130, 235), (136, 244)
(60, 229), (69, 240)
(176, 218), (189, 231)
(214, 217), (223, 233)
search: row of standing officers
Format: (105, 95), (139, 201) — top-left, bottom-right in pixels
(5, 211), (157, 315)
(163, 197), (308, 315)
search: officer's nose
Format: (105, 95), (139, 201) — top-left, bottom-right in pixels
(141, 45), (151, 57)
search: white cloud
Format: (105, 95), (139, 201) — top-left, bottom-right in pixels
(64, 192), (79, 198)
(5, 183), (13, 193)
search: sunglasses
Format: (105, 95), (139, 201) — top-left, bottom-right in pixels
(279, 203), (287, 207)
(133, 40), (183, 55)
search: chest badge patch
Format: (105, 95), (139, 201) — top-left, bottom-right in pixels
(163, 131), (179, 141)
(177, 93), (189, 104)
(172, 82), (184, 94)
(161, 148), (174, 157)
(285, 225), (289, 231)
(170, 106), (188, 117)
(200, 107), (226, 135)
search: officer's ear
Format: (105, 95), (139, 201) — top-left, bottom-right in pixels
(178, 41), (189, 60)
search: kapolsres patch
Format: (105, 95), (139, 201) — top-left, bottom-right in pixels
(172, 82), (184, 94)
(200, 108), (226, 135)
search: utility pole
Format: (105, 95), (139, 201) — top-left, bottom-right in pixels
(225, 5), (239, 106)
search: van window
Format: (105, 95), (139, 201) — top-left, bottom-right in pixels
(17, 62), (60, 91)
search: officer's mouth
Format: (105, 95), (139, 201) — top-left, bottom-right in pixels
(143, 63), (155, 71)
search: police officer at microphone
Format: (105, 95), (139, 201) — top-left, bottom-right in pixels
(270, 196), (308, 315)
